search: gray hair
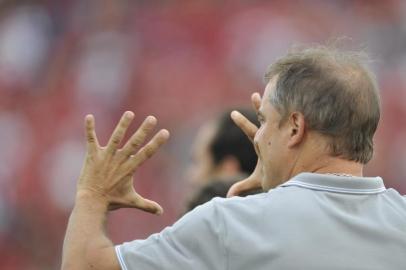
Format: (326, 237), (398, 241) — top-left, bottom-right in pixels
(264, 46), (380, 164)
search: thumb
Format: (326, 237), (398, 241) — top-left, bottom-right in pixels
(111, 191), (164, 215)
(230, 110), (258, 141)
(132, 194), (164, 215)
(251, 92), (261, 112)
(227, 177), (262, 198)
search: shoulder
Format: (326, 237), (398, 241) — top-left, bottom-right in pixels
(211, 192), (270, 209)
(212, 185), (305, 209)
(208, 188), (292, 216)
(205, 186), (322, 225)
(382, 188), (406, 206)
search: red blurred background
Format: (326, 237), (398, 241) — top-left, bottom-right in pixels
(0, 0), (405, 269)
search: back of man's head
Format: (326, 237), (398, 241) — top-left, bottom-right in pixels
(264, 46), (380, 164)
(210, 108), (259, 175)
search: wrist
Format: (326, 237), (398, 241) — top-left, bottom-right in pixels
(75, 189), (109, 211)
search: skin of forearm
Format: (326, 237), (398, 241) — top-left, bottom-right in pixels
(61, 192), (119, 270)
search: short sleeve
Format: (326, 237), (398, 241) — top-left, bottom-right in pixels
(115, 199), (227, 270)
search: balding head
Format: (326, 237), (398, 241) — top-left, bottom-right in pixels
(264, 47), (380, 164)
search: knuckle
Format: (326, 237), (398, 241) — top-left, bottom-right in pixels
(87, 136), (95, 143)
(128, 136), (144, 151)
(121, 118), (130, 126)
(143, 145), (155, 158)
(157, 136), (166, 146)
(139, 129), (148, 138)
(130, 141), (140, 149)
(112, 136), (121, 145)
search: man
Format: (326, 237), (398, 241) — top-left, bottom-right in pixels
(187, 108), (258, 186)
(185, 108), (262, 212)
(186, 176), (262, 213)
(62, 46), (406, 270)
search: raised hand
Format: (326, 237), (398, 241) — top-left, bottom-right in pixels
(227, 93), (263, 197)
(77, 111), (169, 214)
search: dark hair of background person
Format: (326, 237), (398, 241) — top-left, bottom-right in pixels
(209, 108), (259, 175)
(265, 46), (380, 164)
(185, 180), (262, 213)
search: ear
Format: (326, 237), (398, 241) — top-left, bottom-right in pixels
(217, 156), (241, 175)
(287, 111), (306, 148)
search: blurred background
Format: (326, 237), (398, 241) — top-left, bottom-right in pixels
(0, 0), (406, 269)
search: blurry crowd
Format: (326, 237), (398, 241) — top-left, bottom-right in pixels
(0, 0), (406, 269)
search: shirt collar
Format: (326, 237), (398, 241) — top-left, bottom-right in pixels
(279, 172), (386, 194)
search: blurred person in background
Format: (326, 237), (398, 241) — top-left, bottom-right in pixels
(187, 108), (258, 186)
(185, 108), (262, 212)
(185, 180), (262, 213)
(61, 46), (406, 270)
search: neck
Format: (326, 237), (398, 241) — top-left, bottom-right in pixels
(290, 154), (363, 179)
(287, 134), (364, 179)
(310, 157), (363, 176)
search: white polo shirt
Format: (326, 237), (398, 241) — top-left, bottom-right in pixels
(115, 173), (406, 270)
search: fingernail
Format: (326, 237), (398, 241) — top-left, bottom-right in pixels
(231, 111), (239, 119)
(85, 114), (94, 122)
(125, 111), (134, 118)
(146, 115), (157, 124)
(160, 129), (170, 138)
